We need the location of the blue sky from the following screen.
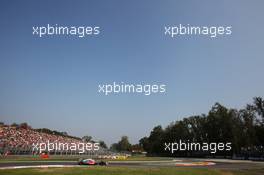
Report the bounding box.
[0,0,264,145]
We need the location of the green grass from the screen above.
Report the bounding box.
[229,168,264,175]
[0,167,263,175]
[0,167,222,175]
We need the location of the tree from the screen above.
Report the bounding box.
[19,122,30,129]
[148,125,164,155]
[11,123,18,128]
[110,143,118,151]
[111,136,131,152]
[252,97,264,146]
[99,140,108,149]
[139,137,150,152]
[253,97,264,122]
[61,132,68,136]
[82,135,93,142]
[117,136,131,151]
[138,97,264,157]
[240,106,257,149]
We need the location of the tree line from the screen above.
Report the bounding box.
[137,97,264,158]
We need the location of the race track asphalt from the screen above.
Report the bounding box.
[0,159,263,170]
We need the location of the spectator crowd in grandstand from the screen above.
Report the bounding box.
[0,123,86,155]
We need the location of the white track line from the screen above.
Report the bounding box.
[0,165,80,170]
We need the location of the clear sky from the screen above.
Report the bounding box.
[0,0,264,145]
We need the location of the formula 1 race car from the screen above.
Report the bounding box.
[78,158,108,166]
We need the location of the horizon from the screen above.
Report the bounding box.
[0,96,261,146]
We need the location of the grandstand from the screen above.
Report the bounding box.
[0,123,112,156]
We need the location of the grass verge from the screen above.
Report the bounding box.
[0,167,263,175]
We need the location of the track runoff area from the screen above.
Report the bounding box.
[0,156,264,170]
